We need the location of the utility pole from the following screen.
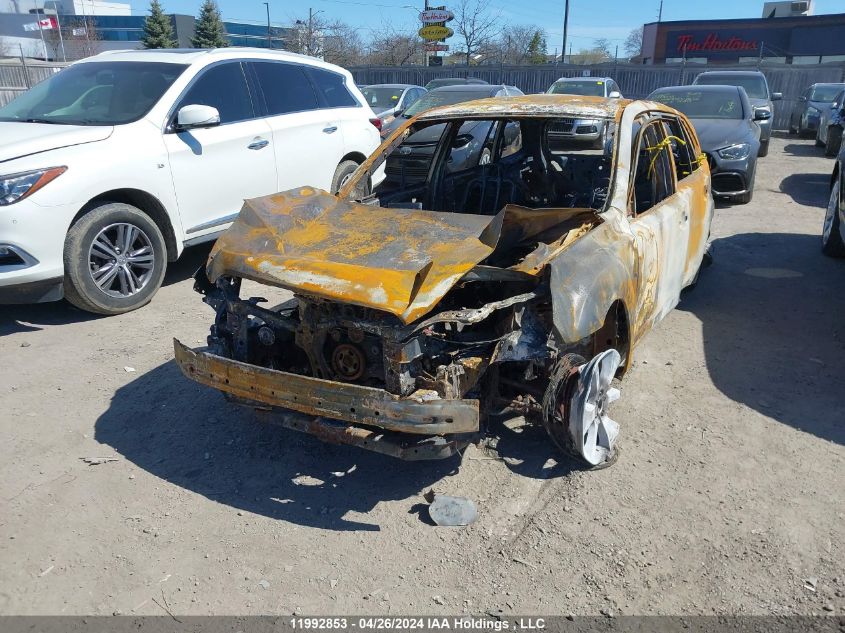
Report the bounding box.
[658,0,663,22]
[758,40,764,66]
[46,1,66,62]
[307,7,313,56]
[263,2,271,49]
[561,0,569,66]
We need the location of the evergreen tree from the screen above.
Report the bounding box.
[140,0,177,49]
[191,0,228,48]
[527,31,547,64]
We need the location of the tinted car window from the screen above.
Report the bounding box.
[0,61,186,126]
[178,62,254,123]
[548,80,607,96]
[361,86,404,109]
[309,68,358,108]
[402,90,492,118]
[696,74,767,99]
[252,61,318,115]
[651,89,744,119]
[809,85,844,102]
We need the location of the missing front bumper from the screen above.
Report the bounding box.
[173,339,480,438]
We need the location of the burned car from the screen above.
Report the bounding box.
[174,95,714,467]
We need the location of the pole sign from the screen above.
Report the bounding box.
[420,9,454,23]
[419,25,453,40]
[424,42,449,52]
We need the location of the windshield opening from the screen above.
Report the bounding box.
[547,81,605,97]
[809,85,844,103]
[650,90,743,119]
[0,61,187,126]
[361,86,404,110]
[402,90,488,118]
[696,75,767,100]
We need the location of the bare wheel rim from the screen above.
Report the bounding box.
[568,349,622,466]
[339,171,354,190]
[823,182,839,244]
[88,222,155,298]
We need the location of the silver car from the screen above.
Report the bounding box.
[816,88,845,158]
[360,84,427,122]
[545,77,623,149]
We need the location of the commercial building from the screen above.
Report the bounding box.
[640,10,845,65]
[0,1,295,60]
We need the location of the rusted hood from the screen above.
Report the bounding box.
[206,187,505,324]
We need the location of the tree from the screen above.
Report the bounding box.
[454,0,500,66]
[287,12,364,65]
[191,0,228,49]
[526,30,547,64]
[593,38,612,59]
[141,0,177,49]
[64,18,102,60]
[365,21,423,66]
[623,26,643,60]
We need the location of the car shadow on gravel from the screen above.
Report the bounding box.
[779,172,832,207]
[781,142,824,158]
[0,243,213,334]
[678,231,845,446]
[94,359,463,531]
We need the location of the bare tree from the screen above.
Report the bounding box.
[366,21,422,66]
[623,26,643,60]
[454,0,500,66]
[593,38,613,59]
[286,12,364,65]
[570,47,611,65]
[65,18,102,60]
[485,24,538,65]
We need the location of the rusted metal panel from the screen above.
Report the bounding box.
[174,339,480,435]
[205,188,504,324]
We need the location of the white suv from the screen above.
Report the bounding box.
[0,48,381,314]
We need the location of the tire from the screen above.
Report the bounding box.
[757,139,769,157]
[63,203,167,315]
[824,127,842,158]
[822,180,845,257]
[331,160,360,194]
[541,353,586,458]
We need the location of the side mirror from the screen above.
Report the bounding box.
[771,92,783,101]
[754,109,772,121]
[608,90,622,99]
[392,108,404,118]
[176,104,220,130]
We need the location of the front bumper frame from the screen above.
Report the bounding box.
[174,338,480,444]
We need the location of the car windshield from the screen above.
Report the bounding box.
[809,85,844,102]
[650,90,743,119]
[402,90,489,118]
[548,80,605,96]
[361,86,405,109]
[0,61,187,126]
[696,74,767,99]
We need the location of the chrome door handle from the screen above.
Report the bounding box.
[248,139,269,150]
[323,126,338,134]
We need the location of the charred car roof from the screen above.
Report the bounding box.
[415,94,635,121]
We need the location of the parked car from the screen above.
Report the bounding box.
[789,82,845,137]
[816,88,845,158]
[174,94,713,467]
[649,85,763,204]
[546,77,623,148]
[0,48,382,315]
[379,83,523,139]
[360,83,426,125]
[822,144,845,257]
[424,77,489,91]
[693,70,781,157]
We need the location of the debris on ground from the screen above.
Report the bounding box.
[123,366,136,373]
[80,457,119,466]
[425,490,478,526]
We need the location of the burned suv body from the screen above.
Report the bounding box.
[175,95,713,466]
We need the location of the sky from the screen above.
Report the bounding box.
[121,0,845,53]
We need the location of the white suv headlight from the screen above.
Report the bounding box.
[0,167,67,206]
[717,143,751,160]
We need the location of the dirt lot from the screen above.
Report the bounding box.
[1,135,843,616]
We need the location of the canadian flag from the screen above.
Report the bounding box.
[24,17,58,31]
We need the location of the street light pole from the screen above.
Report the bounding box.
[263,2,271,49]
[561,0,569,64]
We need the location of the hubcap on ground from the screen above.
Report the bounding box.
[88,222,155,298]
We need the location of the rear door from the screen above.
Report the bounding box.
[164,61,277,239]
[248,60,341,192]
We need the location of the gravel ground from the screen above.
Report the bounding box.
[1,134,843,617]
